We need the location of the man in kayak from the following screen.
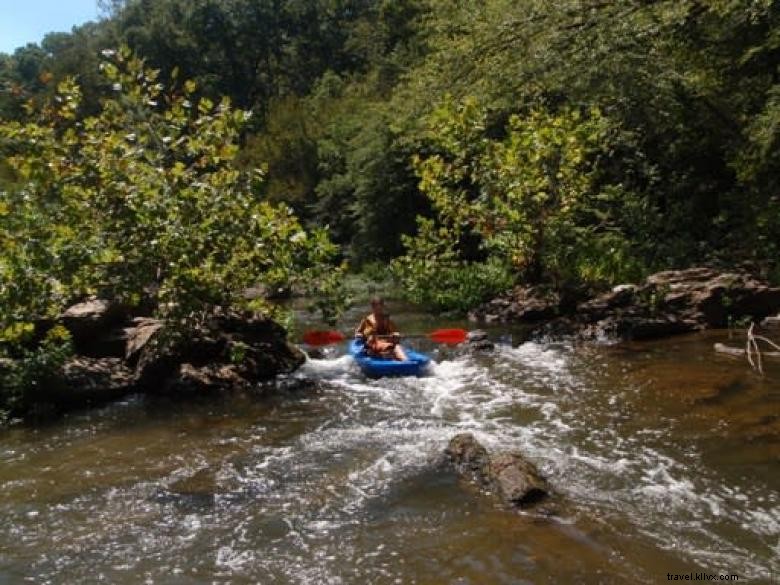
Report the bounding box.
[354,296,408,361]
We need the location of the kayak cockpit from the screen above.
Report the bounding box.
[348,339,431,378]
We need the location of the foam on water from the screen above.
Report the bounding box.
[2,339,778,583]
[294,342,780,580]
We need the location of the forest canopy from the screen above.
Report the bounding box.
[1,0,779,316]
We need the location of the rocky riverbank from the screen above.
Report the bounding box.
[5,300,305,419]
[469,267,780,342]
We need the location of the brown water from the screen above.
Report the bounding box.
[1,301,778,584]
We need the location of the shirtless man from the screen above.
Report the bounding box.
[354,296,408,361]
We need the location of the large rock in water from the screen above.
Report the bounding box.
[16,357,135,417]
[469,286,568,324]
[537,267,780,341]
[6,305,307,420]
[469,267,780,341]
[445,433,549,508]
[132,309,305,393]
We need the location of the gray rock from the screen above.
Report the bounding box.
[536,267,780,342]
[60,299,129,354]
[465,329,495,351]
[446,432,491,478]
[488,452,549,507]
[133,310,305,393]
[165,363,248,393]
[125,318,163,365]
[61,299,113,322]
[63,357,134,393]
[469,286,568,324]
[445,433,549,509]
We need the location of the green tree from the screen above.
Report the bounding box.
[394,98,648,310]
[0,48,342,340]
[396,0,779,269]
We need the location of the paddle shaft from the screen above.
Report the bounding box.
[304,328,466,346]
[364,329,466,342]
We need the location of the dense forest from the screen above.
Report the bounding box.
[1,1,778,411]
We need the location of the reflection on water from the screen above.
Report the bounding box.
[1,307,778,583]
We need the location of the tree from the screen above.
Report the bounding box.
[0,48,343,344]
[391,0,779,267]
[393,97,649,310]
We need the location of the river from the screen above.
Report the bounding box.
[0,297,778,584]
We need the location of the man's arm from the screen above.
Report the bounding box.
[355,317,367,338]
[387,318,401,341]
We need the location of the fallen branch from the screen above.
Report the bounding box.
[745,323,780,374]
[714,324,780,374]
[714,343,780,358]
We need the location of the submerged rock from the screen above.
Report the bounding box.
[445,433,549,508]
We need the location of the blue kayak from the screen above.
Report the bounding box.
[348,339,431,378]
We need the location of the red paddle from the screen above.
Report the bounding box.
[302,330,347,345]
[302,328,467,346]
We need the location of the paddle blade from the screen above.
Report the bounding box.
[302,330,346,346]
[428,328,467,344]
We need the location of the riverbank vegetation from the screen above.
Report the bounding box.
[0,48,341,418]
[1,1,779,414]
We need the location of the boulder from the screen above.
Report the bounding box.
[445,433,549,509]
[125,318,164,365]
[133,332,225,391]
[534,268,780,342]
[446,432,491,477]
[37,357,134,413]
[60,299,128,351]
[469,286,565,324]
[488,452,549,507]
[466,329,495,351]
[132,310,305,393]
[579,315,698,341]
[6,306,308,421]
[642,268,780,328]
[228,341,306,380]
[58,299,132,358]
[63,357,134,394]
[0,354,134,418]
[164,363,248,393]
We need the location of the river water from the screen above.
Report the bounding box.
[1,298,778,584]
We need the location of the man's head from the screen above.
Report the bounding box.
[370,296,385,316]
